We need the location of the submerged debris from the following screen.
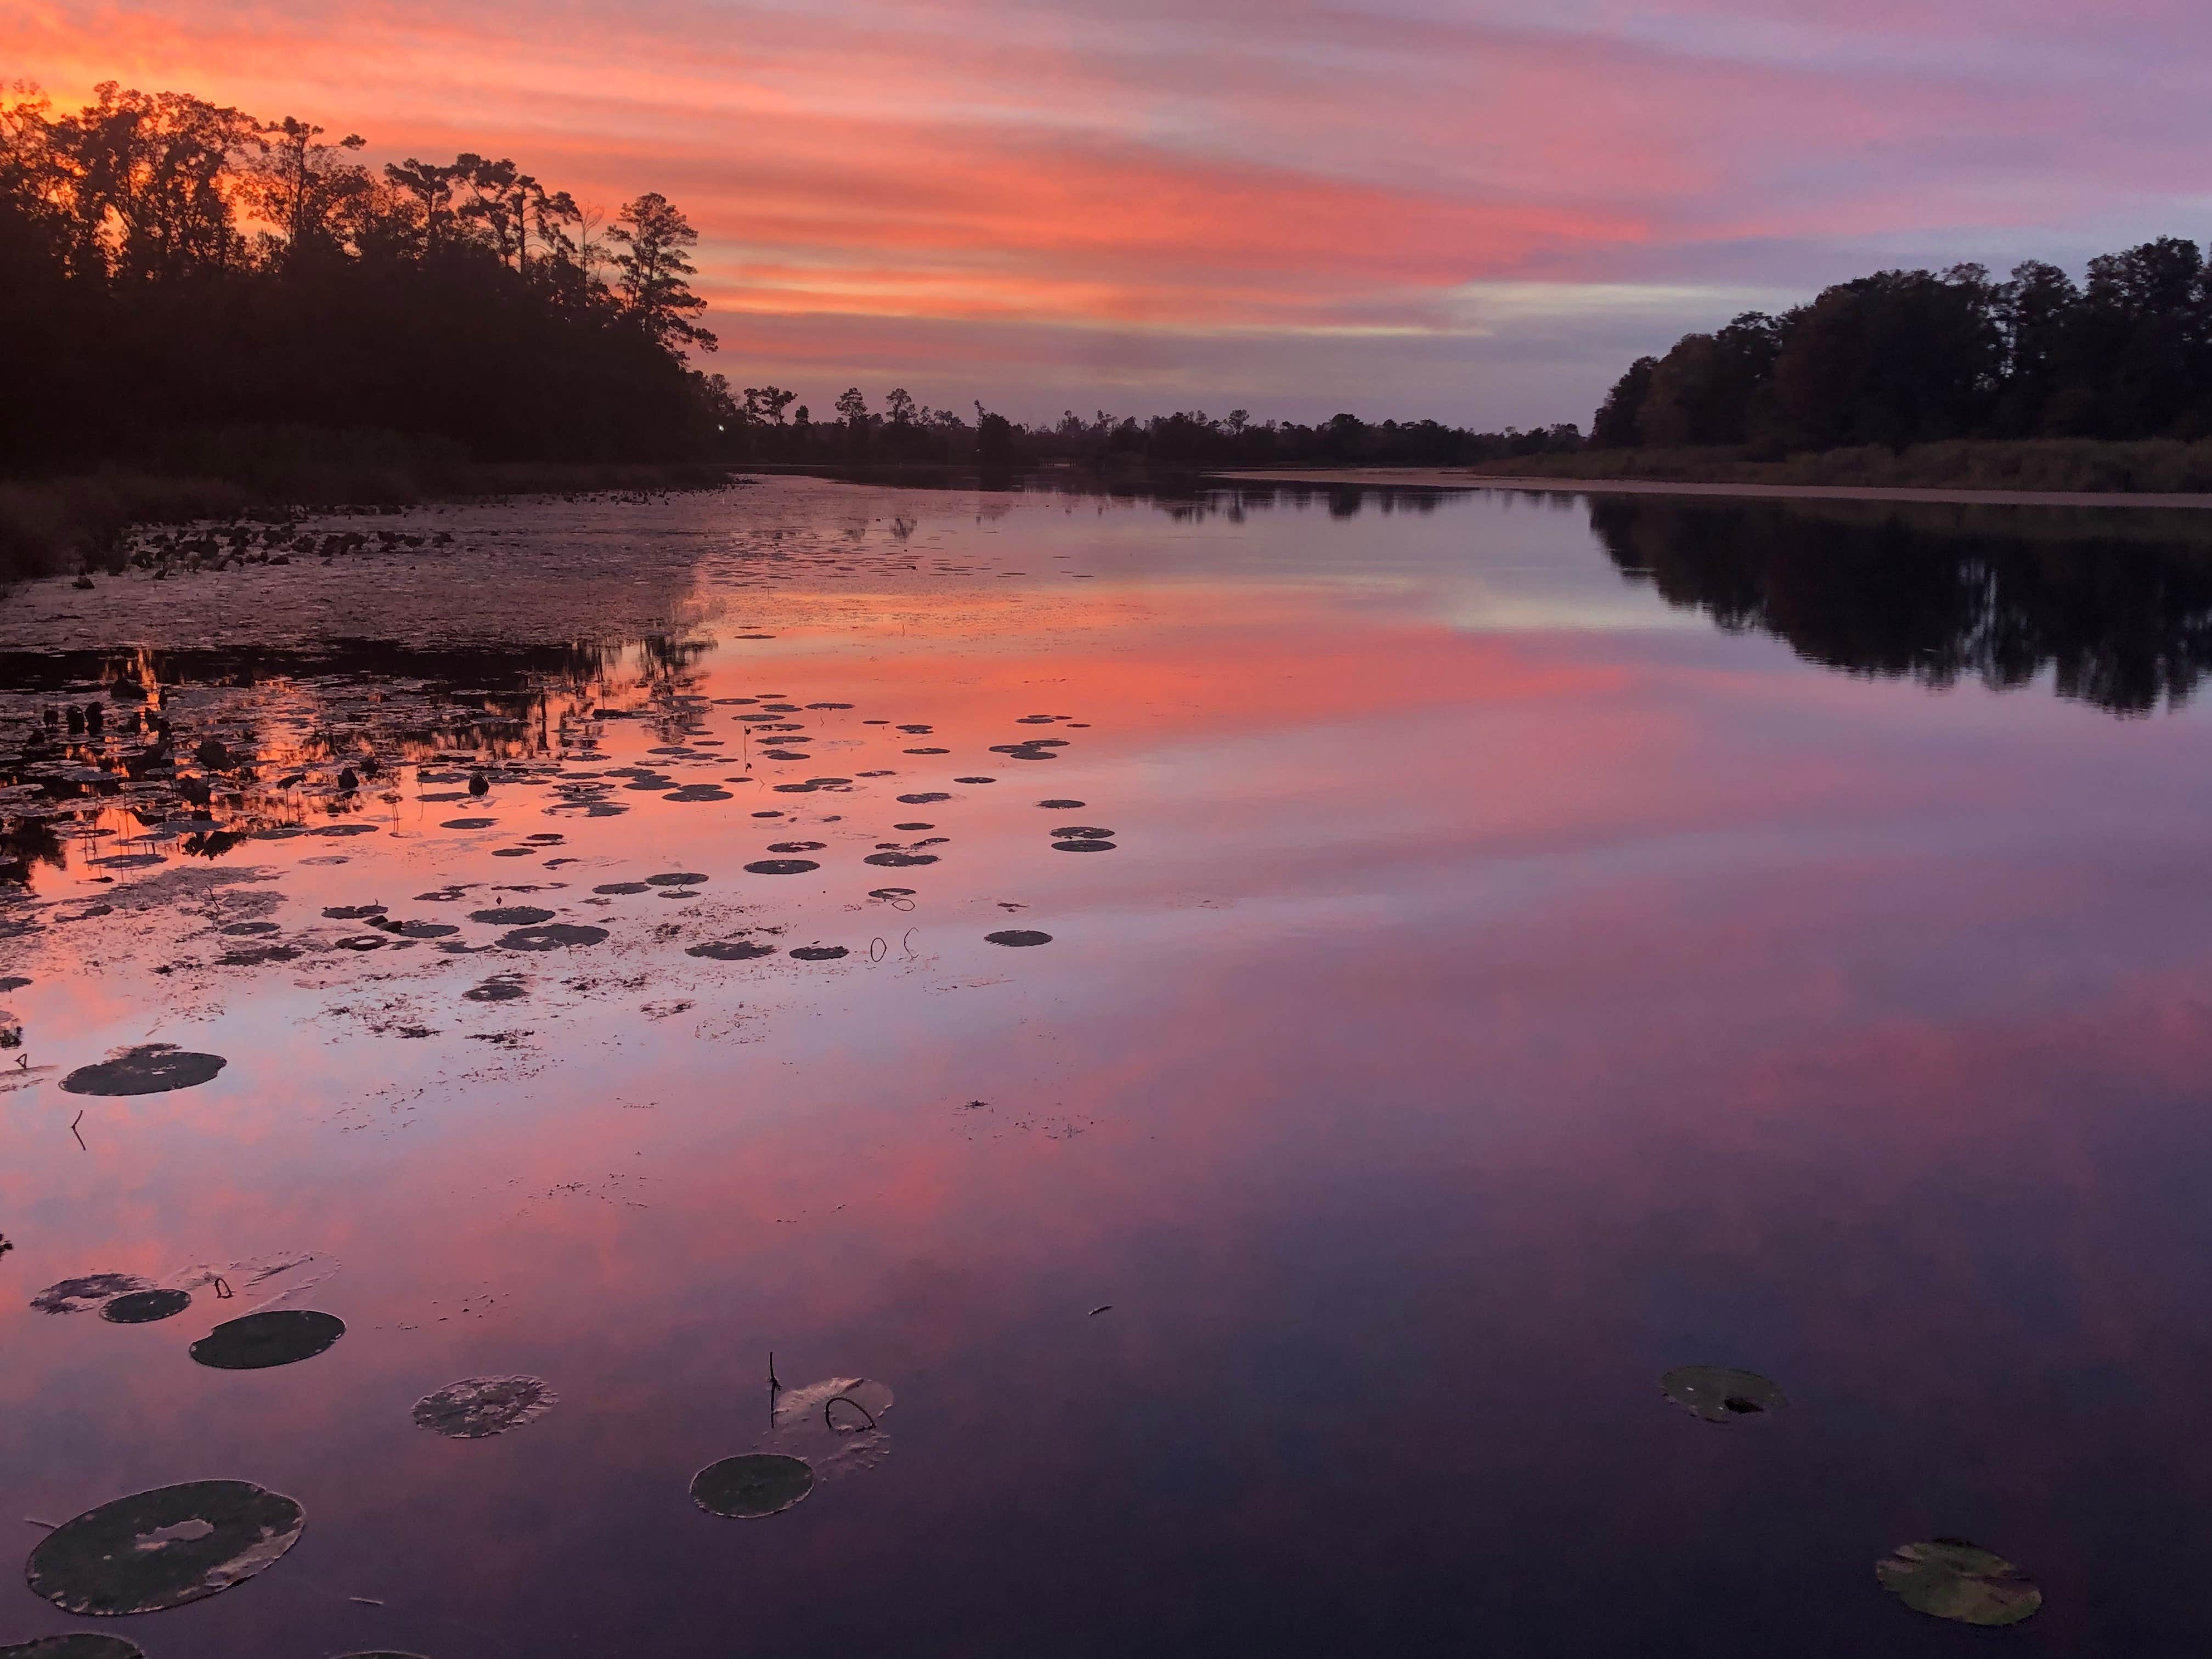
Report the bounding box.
[25,1480,305,1615]
[59,1045,227,1097]
[412,1375,558,1439]
[31,1274,155,1316]
[1876,1540,2042,1625]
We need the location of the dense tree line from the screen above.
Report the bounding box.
[1592,240,2212,454]
[0,81,736,471]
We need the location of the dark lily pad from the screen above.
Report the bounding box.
[469,906,554,926]
[1052,840,1115,853]
[101,1288,191,1325]
[219,921,279,936]
[896,793,951,804]
[0,1636,145,1658]
[864,852,937,867]
[953,776,995,784]
[1876,1540,2042,1626]
[412,1374,558,1439]
[1658,1365,1787,1423]
[766,842,827,853]
[1037,799,1085,809]
[499,924,608,951]
[647,872,708,887]
[986,930,1052,947]
[667,786,732,802]
[593,882,650,895]
[687,939,777,962]
[440,817,497,830]
[744,859,818,876]
[464,978,528,1002]
[322,905,387,920]
[61,1046,227,1097]
[189,1309,345,1370]
[31,1274,155,1315]
[691,1453,814,1519]
[1054,826,1115,839]
[25,1479,305,1615]
[790,946,849,961]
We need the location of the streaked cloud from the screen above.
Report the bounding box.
[13,0,2210,423]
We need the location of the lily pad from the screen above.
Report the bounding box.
[101,1288,191,1325]
[896,793,951,805]
[760,1376,895,1479]
[1037,800,1085,808]
[25,1479,305,1615]
[499,924,608,951]
[412,1375,558,1439]
[1876,1539,2042,1626]
[1051,840,1115,853]
[986,930,1052,947]
[464,978,528,1002]
[1658,1365,1787,1423]
[690,1453,814,1519]
[470,906,554,926]
[687,940,777,962]
[864,852,936,867]
[189,1309,345,1370]
[790,946,849,961]
[31,1274,155,1316]
[61,1046,226,1097]
[0,1637,145,1658]
[592,882,650,895]
[744,860,818,876]
[647,872,708,887]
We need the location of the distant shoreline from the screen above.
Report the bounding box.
[1209,469,2212,511]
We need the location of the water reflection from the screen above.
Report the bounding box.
[8,477,2212,1657]
[1588,495,2212,714]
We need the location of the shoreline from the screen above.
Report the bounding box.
[1207,469,2212,511]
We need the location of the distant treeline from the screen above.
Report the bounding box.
[732,394,1583,471]
[0,81,736,472]
[1592,241,2212,454]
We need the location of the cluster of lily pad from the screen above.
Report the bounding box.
[1658,1364,2041,1626]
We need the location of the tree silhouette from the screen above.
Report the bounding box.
[609,192,714,349]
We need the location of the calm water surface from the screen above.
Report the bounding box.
[6,477,2212,1655]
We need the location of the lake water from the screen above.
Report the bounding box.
[5,476,2212,1656]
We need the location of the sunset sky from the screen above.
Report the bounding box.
[14,0,2212,426]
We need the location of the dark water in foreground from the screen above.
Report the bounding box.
[7,477,2212,1656]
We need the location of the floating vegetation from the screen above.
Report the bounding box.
[1054,826,1114,840]
[25,1480,305,1615]
[896,792,951,805]
[412,1374,558,1439]
[189,1309,346,1370]
[60,1045,227,1097]
[592,882,650,895]
[100,1288,192,1325]
[790,945,848,961]
[687,939,777,961]
[1658,1366,1787,1423]
[1037,799,1085,809]
[0,1636,145,1658]
[1051,840,1115,853]
[470,906,554,926]
[464,976,529,1002]
[744,859,819,876]
[647,872,708,887]
[760,1376,894,1480]
[766,842,827,853]
[953,776,995,784]
[864,851,936,867]
[986,930,1053,947]
[323,905,387,920]
[32,1274,155,1315]
[498,923,608,951]
[440,817,496,830]
[691,1454,815,1519]
[1875,1541,2042,1626]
